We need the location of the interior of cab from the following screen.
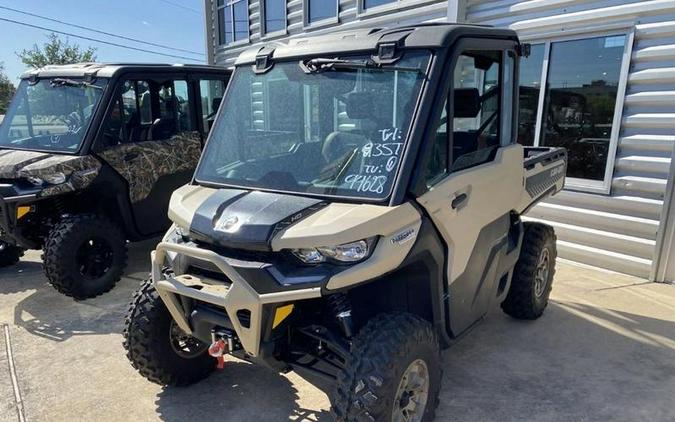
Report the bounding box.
[97,78,192,149]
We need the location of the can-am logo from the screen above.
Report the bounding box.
[214,215,240,233]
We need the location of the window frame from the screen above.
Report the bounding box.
[217,0,250,47]
[521,29,634,194]
[260,0,287,38]
[303,0,338,29]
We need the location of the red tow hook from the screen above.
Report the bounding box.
[208,338,229,369]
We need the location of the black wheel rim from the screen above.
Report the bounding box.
[76,237,114,280]
[169,320,208,359]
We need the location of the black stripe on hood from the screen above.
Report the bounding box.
[189,189,324,251]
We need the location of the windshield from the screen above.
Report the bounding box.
[0,78,108,153]
[195,51,430,200]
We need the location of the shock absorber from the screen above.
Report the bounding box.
[328,293,354,339]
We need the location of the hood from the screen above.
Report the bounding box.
[0,149,102,196]
[0,149,57,179]
[169,185,326,252]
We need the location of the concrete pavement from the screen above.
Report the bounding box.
[0,240,674,421]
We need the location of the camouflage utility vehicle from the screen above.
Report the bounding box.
[0,63,230,298]
[124,24,567,421]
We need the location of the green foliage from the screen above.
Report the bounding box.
[16,33,97,69]
[0,63,15,114]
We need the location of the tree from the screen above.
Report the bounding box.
[16,33,97,69]
[0,63,15,114]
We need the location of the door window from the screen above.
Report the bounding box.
[96,78,194,151]
[198,79,227,134]
[451,50,501,172]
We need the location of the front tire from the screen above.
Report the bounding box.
[0,241,24,267]
[123,279,216,386]
[501,222,557,320]
[43,214,127,299]
[333,313,441,422]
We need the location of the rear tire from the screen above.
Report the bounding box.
[332,313,441,422]
[123,279,216,386]
[0,241,23,267]
[501,222,556,320]
[43,214,127,299]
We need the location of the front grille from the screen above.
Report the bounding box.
[186,264,231,285]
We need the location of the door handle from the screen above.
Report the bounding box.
[123,152,139,161]
[451,193,468,209]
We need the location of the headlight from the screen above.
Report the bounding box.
[43,172,67,185]
[292,238,376,264]
[24,172,67,186]
[24,175,44,186]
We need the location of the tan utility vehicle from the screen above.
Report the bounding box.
[124,24,567,422]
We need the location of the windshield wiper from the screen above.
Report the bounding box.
[50,78,102,90]
[300,58,421,74]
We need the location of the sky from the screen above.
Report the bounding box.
[0,0,206,81]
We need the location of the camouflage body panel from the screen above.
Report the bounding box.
[0,149,102,197]
[97,131,202,203]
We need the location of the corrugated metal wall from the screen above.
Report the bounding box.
[209,0,448,66]
[465,0,675,278]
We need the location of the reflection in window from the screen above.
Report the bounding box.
[540,35,625,181]
[517,43,544,146]
[307,0,336,23]
[218,0,248,44]
[364,0,395,8]
[264,0,285,33]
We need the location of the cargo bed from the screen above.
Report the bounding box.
[518,146,567,214]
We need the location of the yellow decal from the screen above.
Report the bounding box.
[16,206,31,220]
[272,305,294,329]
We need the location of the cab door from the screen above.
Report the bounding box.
[417,40,525,336]
[94,75,201,235]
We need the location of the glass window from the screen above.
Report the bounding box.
[426,103,448,185]
[198,79,227,134]
[307,0,336,23]
[0,78,108,152]
[540,35,625,181]
[264,0,285,34]
[517,43,544,146]
[195,52,430,200]
[96,78,194,150]
[451,50,501,172]
[364,0,395,9]
[137,81,152,124]
[233,1,248,41]
[218,1,248,45]
[173,80,193,132]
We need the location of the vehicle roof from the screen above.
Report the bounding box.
[20,62,230,79]
[235,23,519,65]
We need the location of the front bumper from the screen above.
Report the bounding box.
[0,185,39,248]
[151,241,322,357]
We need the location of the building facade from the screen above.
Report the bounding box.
[204,0,675,282]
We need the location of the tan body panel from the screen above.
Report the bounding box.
[168,184,217,229]
[271,202,420,250]
[417,144,525,282]
[272,202,422,290]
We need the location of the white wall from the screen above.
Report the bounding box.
[464,0,675,279]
